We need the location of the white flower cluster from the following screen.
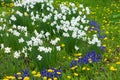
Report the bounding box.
[0,0,102,61]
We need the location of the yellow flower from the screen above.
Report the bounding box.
[7,76,15,79]
[88,58,92,63]
[34,73,41,77]
[32,71,36,75]
[48,69,54,72]
[82,67,86,70]
[18,77,22,80]
[102,44,106,47]
[74,53,82,57]
[24,12,29,16]
[43,76,47,80]
[53,77,58,80]
[87,68,91,71]
[61,44,65,47]
[67,75,71,79]
[17,72,21,75]
[73,73,78,76]
[74,58,79,61]
[48,78,52,80]
[104,37,108,40]
[68,56,71,60]
[104,58,107,62]
[105,31,109,34]
[23,77,30,80]
[116,62,120,64]
[71,66,78,70]
[57,72,61,75]
[9,3,14,7]
[3,79,9,80]
[110,66,117,71]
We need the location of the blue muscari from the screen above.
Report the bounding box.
[41,68,62,79]
[89,21,106,39]
[70,51,101,67]
[14,69,29,80]
[14,68,62,80]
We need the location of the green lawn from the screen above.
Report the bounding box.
[0,0,120,80]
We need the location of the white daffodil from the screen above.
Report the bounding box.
[4,47,11,53]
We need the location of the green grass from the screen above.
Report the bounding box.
[0,0,120,80]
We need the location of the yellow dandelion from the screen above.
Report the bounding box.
[10,3,14,7]
[32,71,36,75]
[73,73,79,76]
[74,58,79,61]
[17,72,21,75]
[48,69,54,72]
[102,44,106,47]
[23,77,30,80]
[43,76,47,80]
[110,66,117,71]
[116,62,120,64]
[48,78,52,80]
[68,56,71,60]
[88,58,92,63]
[18,77,22,80]
[34,73,41,77]
[104,37,108,40]
[87,68,90,71]
[53,77,58,80]
[57,72,61,75]
[61,44,65,47]
[82,67,86,70]
[3,79,9,80]
[105,31,109,34]
[67,75,71,79]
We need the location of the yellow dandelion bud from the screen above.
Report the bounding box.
[116,62,120,64]
[24,77,30,80]
[3,79,9,80]
[71,67,76,70]
[104,58,107,62]
[73,73,79,76]
[7,76,15,79]
[103,44,106,47]
[43,76,47,80]
[87,68,90,71]
[48,78,52,80]
[24,12,29,16]
[105,31,109,34]
[75,53,82,57]
[32,71,36,75]
[57,72,61,75]
[74,58,79,61]
[17,72,21,75]
[48,69,54,72]
[53,77,58,80]
[34,73,41,77]
[10,3,14,7]
[104,37,108,40]
[61,44,65,47]
[68,56,71,60]
[18,77,22,80]
[82,67,86,70]
[88,58,92,63]
[108,49,112,53]
[110,66,117,71]
[67,75,71,79]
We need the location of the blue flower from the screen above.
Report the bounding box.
[70,51,101,67]
[89,21,99,28]
[41,68,62,79]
